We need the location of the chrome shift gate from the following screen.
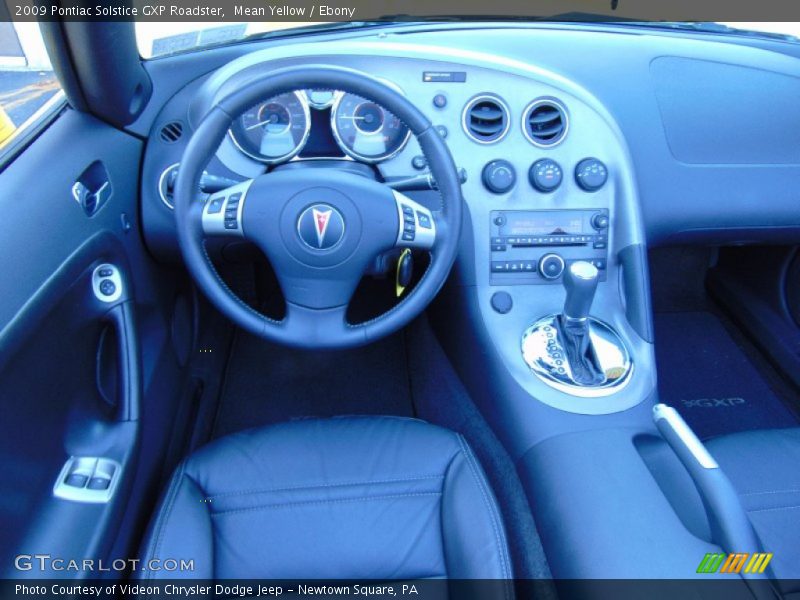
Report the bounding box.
[521,261,633,397]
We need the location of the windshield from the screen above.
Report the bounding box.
[135,22,331,58]
[135,21,800,59]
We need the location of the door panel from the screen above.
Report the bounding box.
[0,108,185,576]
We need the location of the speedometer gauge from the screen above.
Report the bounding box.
[229,92,310,164]
[331,93,411,163]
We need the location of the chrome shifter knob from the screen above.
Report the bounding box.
[562,261,599,322]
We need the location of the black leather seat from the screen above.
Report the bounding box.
[140,416,512,580]
[706,427,800,584]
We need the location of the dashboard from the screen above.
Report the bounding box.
[135,23,800,415]
[140,25,800,268]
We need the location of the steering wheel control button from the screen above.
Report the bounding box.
[207,197,224,214]
[202,180,251,238]
[539,253,566,280]
[529,159,563,192]
[224,193,240,229]
[482,160,516,194]
[393,191,436,250]
[92,264,123,303]
[575,158,609,192]
[490,291,513,314]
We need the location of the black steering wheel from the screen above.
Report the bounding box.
[174,65,463,349]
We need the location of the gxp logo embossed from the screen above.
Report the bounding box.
[297,204,345,250]
[682,397,746,409]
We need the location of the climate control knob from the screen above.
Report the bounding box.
[529,159,563,192]
[482,160,516,194]
[575,158,608,192]
[539,253,566,280]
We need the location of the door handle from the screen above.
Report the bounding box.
[72,161,113,216]
[92,264,140,422]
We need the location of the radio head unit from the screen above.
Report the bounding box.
[489,209,609,285]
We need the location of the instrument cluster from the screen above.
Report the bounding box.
[228,89,411,165]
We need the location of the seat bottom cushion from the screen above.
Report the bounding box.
[140,416,512,581]
[706,427,800,586]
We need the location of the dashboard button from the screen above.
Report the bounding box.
[482,160,516,194]
[591,212,609,230]
[491,262,508,272]
[575,158,609,192]
[490,292,513,314]
[433,94,447,108]
[99,279,117,297]
[529,158,563,192]
[539,253,565,280]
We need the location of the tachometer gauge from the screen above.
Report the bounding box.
[331,93,411,163]
[229,91,310,164]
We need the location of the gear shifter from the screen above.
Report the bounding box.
[562,261,599,323]
[558,262,605,385]
[521,259,632,396]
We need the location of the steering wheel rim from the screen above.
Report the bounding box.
[174,65,463,349]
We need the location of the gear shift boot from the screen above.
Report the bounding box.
[521,261,633,396]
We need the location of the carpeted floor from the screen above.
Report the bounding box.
[654,311,799,440]
[210,330,414,439]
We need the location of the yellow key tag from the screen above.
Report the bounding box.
[396,249,413,298]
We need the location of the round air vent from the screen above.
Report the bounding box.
[462,95,510,144]
[159,120,184,143]
[523,99,568,147]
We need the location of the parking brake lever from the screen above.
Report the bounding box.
[654,404,776,598]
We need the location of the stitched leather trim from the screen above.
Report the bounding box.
[748,504,800,514]
[143,461,187,581]
[741,488,800,496]
[210,491,442,516]
[207,475,445,500]
[456,434,513,587]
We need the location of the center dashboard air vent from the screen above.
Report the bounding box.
[462,95,510,144]
[523,99,568,147]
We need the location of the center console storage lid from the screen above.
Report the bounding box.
[518,427,733,580]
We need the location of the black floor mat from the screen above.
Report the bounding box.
[654,311,799,440]
[210,330,414,439]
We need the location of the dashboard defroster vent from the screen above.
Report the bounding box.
[524,99,568,147]
[462,95,510,144]
[159,121,184,143]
